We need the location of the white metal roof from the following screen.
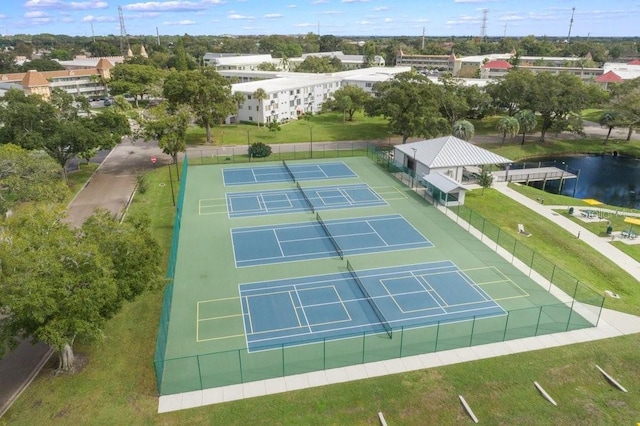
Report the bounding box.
[421,172,466,193]
[396,136,512,168]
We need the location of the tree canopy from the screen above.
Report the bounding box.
[0,89,130,180]
[322,85,371,122]
[366,72,448,143]
[0,207,162,371]
[163,68,235,144]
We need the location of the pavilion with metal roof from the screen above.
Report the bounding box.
[393,136,512,206]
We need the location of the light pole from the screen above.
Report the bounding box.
[387,132,392,169]
[246,129,251,161]
[411,148,417,188]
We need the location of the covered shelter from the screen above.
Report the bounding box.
[393,136,512,206]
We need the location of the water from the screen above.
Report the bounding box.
[516,154,640,209]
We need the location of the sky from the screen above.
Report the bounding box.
[0,0,639,38]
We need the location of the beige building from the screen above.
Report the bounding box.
[0,58,115,100]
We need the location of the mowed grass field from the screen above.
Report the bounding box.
[5,119,640,424]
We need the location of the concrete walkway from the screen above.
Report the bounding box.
[158,178,640,413]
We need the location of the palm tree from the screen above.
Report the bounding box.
[514,109,537,145]
[452,120,474,141]
[496,116,520,145]
[252,88,268,128]
[232,91,245,110]
[599,110,618,144]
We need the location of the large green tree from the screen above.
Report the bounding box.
[0,144,68,215]
[485,70,535,116]
[141,103,191,164]
[108,63,165,107]
[322,85,371,121]
[163,68,235,144]
[366,72,448,143]
[0,206,162,371]
[609,78,640,141]
[0,89,129,180]
[524,72,589,142]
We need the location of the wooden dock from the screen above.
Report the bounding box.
[492,167,577,184]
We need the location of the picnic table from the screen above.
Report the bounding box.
[580,209,598,218]
[621,230,637,239]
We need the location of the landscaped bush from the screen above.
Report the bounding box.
[248,142,272,158]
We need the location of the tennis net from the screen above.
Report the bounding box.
[282,160,295,182]
[315,212,343,260]
[347,260,392,338]
[296,182,315,213]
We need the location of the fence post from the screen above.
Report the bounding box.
[469,316,476,346]
[502,311,510,341]
[434,321,441,351]
[238,350,243,383]
[495,228,500,251]
[282,344,285,377]
[323,338,326,370]
[529,251,535,277]
[549,265,556,292]
[399,326,404,358]
[480,218,485,242]
[566,299,576,331]
[512,239,517,263]
[534,306,543,335]
[197,355,203,390]
[362,332,366,364]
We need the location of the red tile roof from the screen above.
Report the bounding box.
[627,59,640,65]
[482,60,512,69]
[595,70,623,83]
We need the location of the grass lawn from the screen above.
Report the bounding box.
[186,111,392,146]
[582,108,605,123]
[5,151,640,424]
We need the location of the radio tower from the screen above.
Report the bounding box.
[118,6,129,55]
[480,9,488,41]
[567,7,576,43]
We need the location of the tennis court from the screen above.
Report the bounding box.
[238,261,505,352]
[231,214,433,267]
[225,183,387,218]
[222,161,357,186]
[155,156,602,395]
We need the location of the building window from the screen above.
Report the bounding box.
[247,95,252,100]
[249,116,253,121]
[365,82,372,87]
[248,106,252,110]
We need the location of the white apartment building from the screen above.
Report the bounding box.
[229,67,411,125]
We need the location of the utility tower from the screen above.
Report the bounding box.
[480,9,488,41]
[567,7,575,43]
[118,6,129,55]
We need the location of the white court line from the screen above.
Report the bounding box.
[273,229,286,258]
[288,291,304,329]
[245,295,255,334]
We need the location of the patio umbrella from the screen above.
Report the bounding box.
[583,198,603,206]
[623,217,640,236]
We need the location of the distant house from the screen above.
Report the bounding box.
[480,60,512,79]
[595,70,624,89]
[393,136,512,206]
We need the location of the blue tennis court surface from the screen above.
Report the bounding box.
[223,162,357,186]
[231,214,433,267]
[226,184,387,218]
[239,261,506,352]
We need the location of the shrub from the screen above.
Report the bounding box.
[248,142,272,158]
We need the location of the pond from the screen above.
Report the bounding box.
[516,154,640,209]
